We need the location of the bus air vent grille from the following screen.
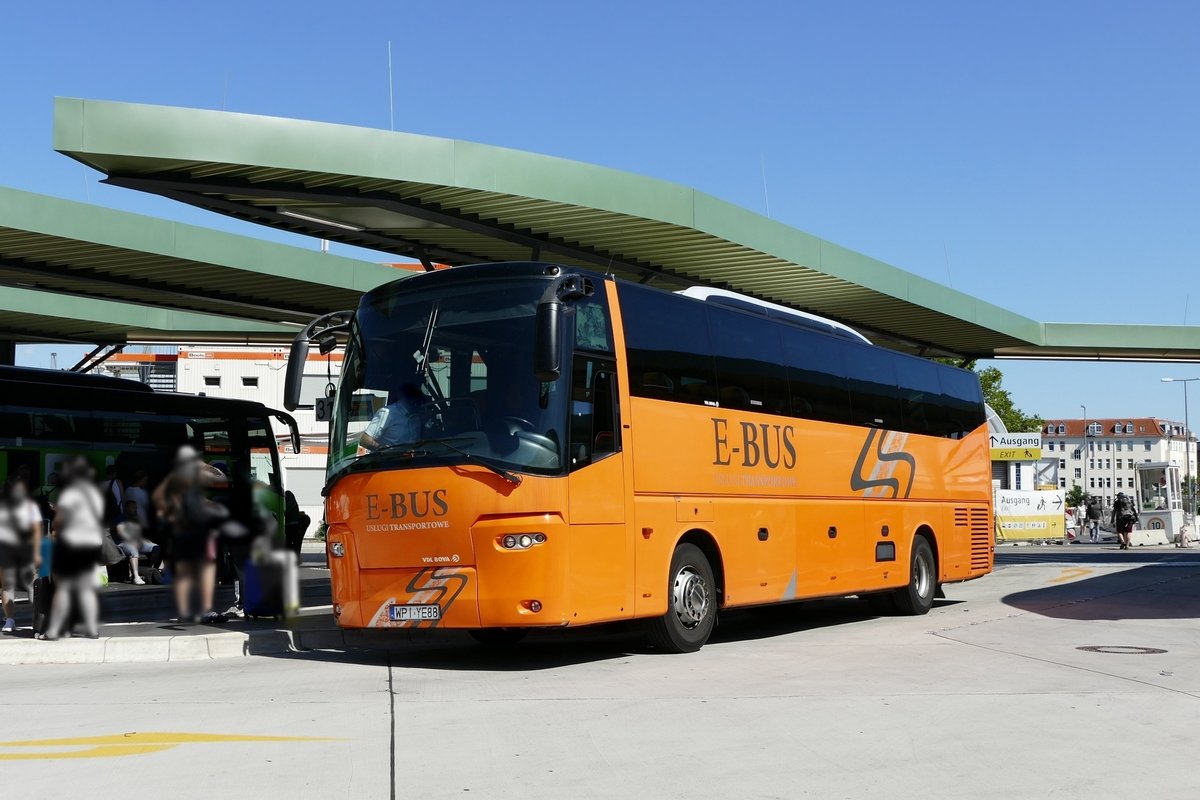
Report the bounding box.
[968,507,991,570]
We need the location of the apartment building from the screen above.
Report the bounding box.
[1039,417,1197,507]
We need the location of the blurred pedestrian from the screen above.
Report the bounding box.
[115,498,160,585]
[0,475,40,633]
[284,490,310,560]
[0,483,20,633]
[10,478,43,617]
[223,480,274,620]
[154,446,230,624]
[42,456,104,640]
[1112,492,1138,550]
[1086,497,1102,543]
[124,470,151,527]
[101,463,125,531]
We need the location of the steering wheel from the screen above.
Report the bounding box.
[501,417,557,464]
[503,416,536,434]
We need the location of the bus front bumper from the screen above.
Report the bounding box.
[331,565,569,630]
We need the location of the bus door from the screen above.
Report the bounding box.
[246,417,285,538]
[566,353,629,621]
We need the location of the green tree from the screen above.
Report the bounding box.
[976,366,1043,433]
[1065,485,1090,508]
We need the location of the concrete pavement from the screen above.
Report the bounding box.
[2,552,1199,799]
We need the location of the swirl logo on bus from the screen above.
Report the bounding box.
[850,429,916,499]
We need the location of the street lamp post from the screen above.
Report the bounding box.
[1161,377,1200,521]
[1080,404,1088,500]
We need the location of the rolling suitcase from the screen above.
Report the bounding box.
[242,551,299,619]
[31,576,53,637]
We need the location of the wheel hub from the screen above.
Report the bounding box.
[915,552,932,599]
[671,566,709,629]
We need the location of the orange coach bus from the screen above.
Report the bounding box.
[284,262,992,652]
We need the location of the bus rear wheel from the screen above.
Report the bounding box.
[647,543,717,653]
[468,628,528,647]
[892,536,936,616]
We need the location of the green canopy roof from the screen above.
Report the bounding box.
[0,185,402,343]
[52,97,1200,360]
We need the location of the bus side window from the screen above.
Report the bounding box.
[569,356,620,471]
[897,356,942,437]
[619,284,717,407]
[708,306,788,414]
[783,328,852,425]
[592,370,619,457]
[938,366,986,439]
[843,344,902,429]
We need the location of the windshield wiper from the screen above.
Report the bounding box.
[415,302,440,381]
[358,438,523,486]
[416,438,523,485]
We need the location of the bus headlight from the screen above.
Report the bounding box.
[498,533,547,550]
[329,541,346,558]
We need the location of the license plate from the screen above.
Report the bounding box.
[389,604,441,622]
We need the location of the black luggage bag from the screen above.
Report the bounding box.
[31,575,53,636]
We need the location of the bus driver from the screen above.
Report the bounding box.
[360,383,426,451]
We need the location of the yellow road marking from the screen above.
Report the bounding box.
[1048,567,1093,584]
[0,732,339,761]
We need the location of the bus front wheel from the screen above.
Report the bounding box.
[647,543,717,653]
[892,536,936,616]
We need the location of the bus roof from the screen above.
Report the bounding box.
[0,365,152,392]
[0,365,288,419]
[676,286,872,344]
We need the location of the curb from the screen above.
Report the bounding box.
[0,625,443,665]
[0,631,287,666]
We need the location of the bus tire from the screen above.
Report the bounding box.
[468,628,528,647]
[647,543,717,653]
[892,536,936,616]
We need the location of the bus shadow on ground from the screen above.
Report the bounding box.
[276,629,642,671]
[273,597,960,669]
[706,597,962,646]
[1001,564,1200,621]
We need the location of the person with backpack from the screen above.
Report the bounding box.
[1112,492,1138,550]
[153,446,232,624]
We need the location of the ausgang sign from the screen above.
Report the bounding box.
[989,432,1042,461]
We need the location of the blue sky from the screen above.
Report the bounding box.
[3,1,1199,423]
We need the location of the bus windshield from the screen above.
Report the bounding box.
[329,278,568,483]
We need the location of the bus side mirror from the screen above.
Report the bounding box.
[534,301,563,382]
[283,309,355,412]
[283,335,309,412]
[272,411,302,454]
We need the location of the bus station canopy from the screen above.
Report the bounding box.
[53,97,1200,361]
[0,185,402,343]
